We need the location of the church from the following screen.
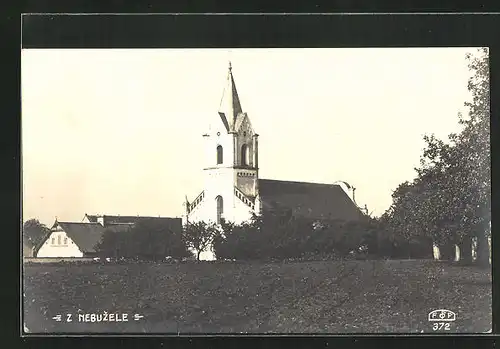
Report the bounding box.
[183,63,366,260]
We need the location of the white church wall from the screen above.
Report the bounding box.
[186,190,254,261]
[187,198,212,225]
[205,172,237,215]
[204,168,235,193]
[232,195,255,224]
[36,231,84,258]
[190,189,250,226]
[185,199,216,261]
[204,127,235,170]
[187,197,253,261]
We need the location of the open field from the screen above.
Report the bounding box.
[23,259,491,334]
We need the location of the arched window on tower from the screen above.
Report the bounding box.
[216,195,223,224]
[216,145,223,164]
[241,144,248,166]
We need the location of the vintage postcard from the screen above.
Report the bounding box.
[21,15,491,335]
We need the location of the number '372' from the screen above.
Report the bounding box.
[433,322,451,331]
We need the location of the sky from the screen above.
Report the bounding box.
[21,48,479,226]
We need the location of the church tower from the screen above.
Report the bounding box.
[185,62,259,226]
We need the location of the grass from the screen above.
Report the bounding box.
[23,259,491,334]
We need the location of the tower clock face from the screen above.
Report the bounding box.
[217,132,221,136]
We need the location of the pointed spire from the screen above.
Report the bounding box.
[218,62,242,132]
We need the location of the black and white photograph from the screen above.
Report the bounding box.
[21,16,491,334]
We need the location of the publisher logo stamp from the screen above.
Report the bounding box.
[428,309,456,331]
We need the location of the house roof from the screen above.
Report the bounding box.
[84,214,182,232]
[103,224,132,233]
[84,214,98,223]
[258,179,365,221]
[56,222,106,253]
[32,230,53,257]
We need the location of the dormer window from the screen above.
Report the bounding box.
[216,145,223,164]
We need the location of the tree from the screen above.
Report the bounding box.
[23,219,50,249]
[182,221,219,260]
[95,219,190,260]
[421,48,489,265]
[382,48,490,265]
[458,48,490,265]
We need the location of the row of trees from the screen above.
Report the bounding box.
[22,213,433,262]
[97,212,438,262]
[187,212,433,261]
[381,48,490,266]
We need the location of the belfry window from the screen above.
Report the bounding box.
[241,144,248,166]
[216,195,224,224]
[216,145,223,164]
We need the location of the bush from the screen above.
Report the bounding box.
[95,219,191,261]
[213,212,395,261]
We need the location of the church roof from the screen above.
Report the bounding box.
[218,62,244,132]
[258,179,365,221]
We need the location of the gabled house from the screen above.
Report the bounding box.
[35,221,105,258]
[34,215,183,258]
